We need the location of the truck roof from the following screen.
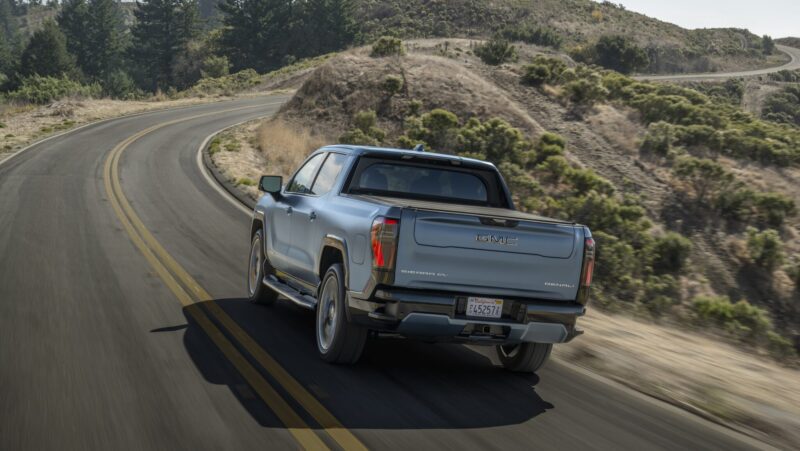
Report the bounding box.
[318,145,497,170]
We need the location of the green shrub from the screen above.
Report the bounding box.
[457,117,534,166]
[474,37,518,66]
[567,168,615,195]
[746,228,784,271]
[642,274,680,316]
[371,36,404,57]
[382,75,404,96]
[102,70,139,100]
[572,35,649,74]
[8,75,101,104]
[188,69,262,96]
[499,24,562,48]
[208,137,222,154]
[237,177,256,186]
[651,232,692,274]
[691,295,772,340]
[672,157,735,205]
[521,64,551,87]
[561,73,609,108]
[535,155,571,182]
[201,55,231,79]
[340,110,385,146]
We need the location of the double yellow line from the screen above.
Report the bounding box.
[102,106,367,451]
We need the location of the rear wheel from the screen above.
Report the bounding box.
[247,229,278,305]
[496,342,552,373]
[316,263,367,364]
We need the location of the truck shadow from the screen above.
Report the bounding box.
[168,298,554,430]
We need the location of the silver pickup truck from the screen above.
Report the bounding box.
[248,145,594,373]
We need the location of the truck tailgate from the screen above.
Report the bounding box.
[394,207,586,301]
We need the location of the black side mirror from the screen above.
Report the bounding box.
[258,175,282,195]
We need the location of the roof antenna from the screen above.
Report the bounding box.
[413,144,425,152]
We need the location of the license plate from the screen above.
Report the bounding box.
[466,297,503,319]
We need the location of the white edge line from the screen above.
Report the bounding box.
[195,115,279,217]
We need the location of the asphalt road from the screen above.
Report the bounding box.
[635,44,800,81]
[0,96,769,450]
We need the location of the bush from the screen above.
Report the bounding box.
[572,35,649,74]
[561,73,609,108]
[672,157,734,205]
[371,36,404,57]
[521,64,551,87]
[201,55,231,79]
[692,295,772,339]
[651,232,692,274]
[642,274,680,316]
[746,228,784,271]
[474,37,518,66]
[188,69,262,95]
[102,70,139,100]
[340,110,385,146]
[382,75,403,96]
[8,75,101,104]
[457,117,534,166]
[499,24,562,48]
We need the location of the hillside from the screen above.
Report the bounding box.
[7,0,788,75]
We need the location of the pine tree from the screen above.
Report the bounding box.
[19,20,76,78]
[217,0,293,72]
[57,0,90,75]
[299,0,357,57]
[84,0,127,80]
[131,0,200,91]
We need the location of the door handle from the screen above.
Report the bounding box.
[286,206,293,214]
[309,211,317,221]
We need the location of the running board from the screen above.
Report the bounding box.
[262,276,317,310]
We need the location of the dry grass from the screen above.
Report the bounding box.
[555,310,800,447]
[0,96,233,163]
[256,118,328,179]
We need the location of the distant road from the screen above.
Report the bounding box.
[0,96,767,450]
[635,44,800,81]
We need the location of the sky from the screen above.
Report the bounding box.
[615,0,799,38]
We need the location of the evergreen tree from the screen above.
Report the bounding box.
[84,0,127,80]
[131,0,200,91]
[19,20,76,77]
[217,0,293,72]
[299,0,357,57]
[0,0,18,40]
[0,31,11,76]
[57,0,90,75]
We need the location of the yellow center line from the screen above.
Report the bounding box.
[103,104,367,451]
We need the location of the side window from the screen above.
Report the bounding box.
[311,153,349,195]
[286,153,325,194]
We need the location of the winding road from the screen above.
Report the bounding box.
[0,96,770,450]
[635,44,800,81]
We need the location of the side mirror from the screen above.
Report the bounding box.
[258,175,282,195]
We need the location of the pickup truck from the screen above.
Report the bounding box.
[248,145,594,373]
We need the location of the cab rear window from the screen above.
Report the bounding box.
[345,157,508,207]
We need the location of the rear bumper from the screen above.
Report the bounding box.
[348,287,585,344]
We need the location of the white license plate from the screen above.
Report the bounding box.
[466,297,504,318]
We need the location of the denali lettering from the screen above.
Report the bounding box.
[476,234,518,246]
[544,282,576,288]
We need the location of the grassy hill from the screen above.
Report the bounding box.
[354,0,786,74]
[10,1,787,75]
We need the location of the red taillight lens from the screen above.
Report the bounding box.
[581,237,595,287]
[371,217,399,270]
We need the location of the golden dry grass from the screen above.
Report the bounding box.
[256,118,328,179]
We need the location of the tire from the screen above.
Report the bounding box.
[247,229,278,305]
[315,263,367,364]
[496,342,553,373]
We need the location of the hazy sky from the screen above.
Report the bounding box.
[615,0,799,38]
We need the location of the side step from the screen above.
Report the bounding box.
[262,276,317,310]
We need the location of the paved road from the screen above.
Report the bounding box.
[635,44,800,81]
[0,96,769,450]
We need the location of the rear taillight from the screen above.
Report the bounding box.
[582,237,595,287]
[371,217,399,271]
[577,235,595,304]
